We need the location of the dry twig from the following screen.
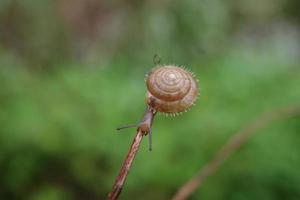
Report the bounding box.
[108,130,144,200]
[108,107,156,200]
[172,104,300,200]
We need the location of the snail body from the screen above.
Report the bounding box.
[117,64,199,150]
[145,65,198,114]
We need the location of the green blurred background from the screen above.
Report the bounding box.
[0,0,300,199]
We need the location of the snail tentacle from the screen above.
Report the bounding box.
[148,128,152,151]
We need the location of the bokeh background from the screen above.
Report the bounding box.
[1,0,300,199]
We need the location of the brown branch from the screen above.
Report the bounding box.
[108,130,144,200]
[172,104,300,200]
[108,107,156,200]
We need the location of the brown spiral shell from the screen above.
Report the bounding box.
[145,65,199,114]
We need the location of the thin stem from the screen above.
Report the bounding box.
[108,130,144,200]
[172,104,300,200]
[108,107,156,200]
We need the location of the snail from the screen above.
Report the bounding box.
[146,65,198,114]
[117,65,199,151]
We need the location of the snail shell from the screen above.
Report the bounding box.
[145,65,199,114]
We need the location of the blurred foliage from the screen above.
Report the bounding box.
[0,0,300,200]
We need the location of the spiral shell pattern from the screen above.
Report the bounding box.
[145,65,198,114]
